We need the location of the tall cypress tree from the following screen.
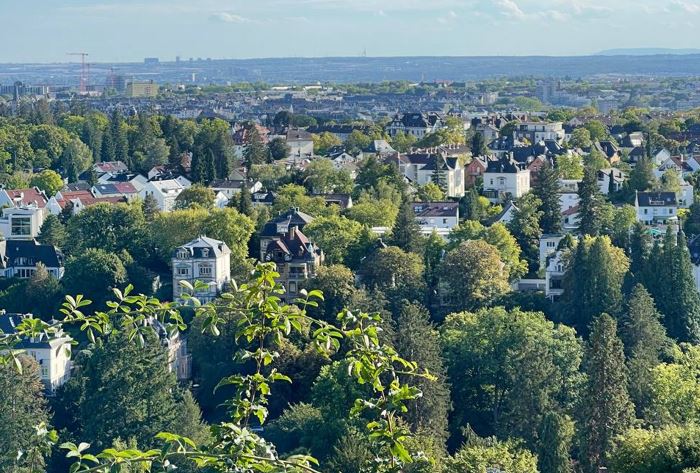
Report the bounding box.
[394,303,450,443]
[620,284,670,414]
[460,187,482,222]
[204,150,216,183]
[507,193,543,275]
[660,230,700,342]
[237,184,253,217]
[579,314,635,473]
[578,166,602,236]
[110,110,129,165]
[101,128,116,162]
[628,222,650,279]
[538,412,574,473]
[534,160,562,234]
[391,199,422,253]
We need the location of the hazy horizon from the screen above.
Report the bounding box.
[5,0,700,63]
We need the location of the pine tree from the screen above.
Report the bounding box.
[537,412,574,473]
[110,110,129,165]
[534,160,562,234]
[394,303,450,443]
[142,193,160,222]
[190,150,204,183]
[423,231,445,313]
[627,156,655,192]
[37,213,66,248]
[390,199,422,253]
[0,357,50,471]
[237,184,253,217]
[470,132,487,157]
[659,230,700,342]
[460,187,482,222]
[628,222,650,279]
[507,193,542,275]
[101,128,115,162]
[608,170,616,195]
[204,150,216,183]
[620,284,670,414]
[579,313,635,473]
[578,166,602,236]
[430,157,448,193]
[243,127,267,169]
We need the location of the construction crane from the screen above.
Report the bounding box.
[67,52,89,94]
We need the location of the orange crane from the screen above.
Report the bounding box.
[67,52,89,93]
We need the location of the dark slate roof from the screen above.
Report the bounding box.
[412,202,459,218]
[210,179,245,190]
[260,208,315,237]
[252,191,276,204]
[0,240,64,269]
[637,191,677,207]
[392,112,442,128]
[286,128,314,142]
[485,157,527,173]
[174,236,229,259]
[264,227,317,263]
[0,313,70,349]
[321,194,352,209]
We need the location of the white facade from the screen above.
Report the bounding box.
[514,122,565,143]
[139,179,191,212]
[539,235,565,271]
[172,236,231,303]
[545,251,566,300]
[483,170,530,203]
[412,202,459,236]
[0,206,45,240]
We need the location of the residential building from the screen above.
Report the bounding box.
[386,112,443,138]
[172,236,232,303]
[412,202,459,237]
[139,179,191,212]
[545,251,566,300]
[539,234,565,270]
[482,157,530,203]
[635,191,678,227]
[0,206,46,240]
[0,239,64,279]
[0,313,72,395]
[259,209,323,300]
[0,187,48,209]
[391,152,465,198]
[209,178,263,199]
[597,168,625,195]
[126,80,159,98]
[513,122,565,143]
[286,128,315,158]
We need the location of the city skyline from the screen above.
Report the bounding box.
[4,0,700,63]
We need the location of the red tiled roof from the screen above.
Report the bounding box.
[5,188,48,208]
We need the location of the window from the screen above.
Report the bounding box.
[199,265,213,277]
[289,282,297,294]
[11,217,31,236]
[177,250,189,259]
[547,241,556,248]
[201,248,210,257]
[644,209,648,214]
[41,367,49,377]
[176,267,189,276]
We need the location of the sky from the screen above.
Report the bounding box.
[3,0,700,62]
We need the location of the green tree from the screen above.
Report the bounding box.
[62,249,128,308]
[175,184,216,209]
[508,192,543,275]
[568,127,592,149]
[345,197,399,228]
[440,240,511,311]
[38,213,66,248]
[628,156,656,193]
[313,132,342,155]
[660,169,682,193]
[647,345,700,426]
[303,158,353,194]
[0,357,50,472]
[345,130,371,155]
[142,193,160,222]
[534,160,563,234]
[305,264,357,322]
[272,184,335,217]
[391,131,417,153]
[556,154,584,180]
[390,200,422,253]
[470,132,487,157]
[459,187,483,222]
[237,183,253,216]
[361,246,426,304]
[268,137,289,161]
[585,120,609,141]
[441,307,582,447]
[30,169,64,196]
[620,284,671,415]
[394,303,450,443]
[304,215,363,265]
[65,203,147,257]
[579,313,635,473]
[578,166,603,236]
[445,438,539,472]
[538,412,574,473]
[61,138,93,183]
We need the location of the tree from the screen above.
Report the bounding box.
[174,184,216,209]
[142,193,160,222]
[268,137,290,161]
[303,158,352,194]
[459,187,483,221]
[142,137,170,173]
[61,138,93,183]
[361,246,426,303]
[609,424,700,473]
[470,132,487,157]
[110,109,130,165]
[62,249,128,308]
[441,307,582,447]
[562,236,629,336]
[647,345,700,426]
[394,303,450,443]
[444,438,539,473]
[345,197,399,228]
[579,313,635,473]
[585,120,609,141]
[66,330,182,450]
[244,128,268,168]
[38,213,66,248]
[391,131,417,153]
[273,184,336,218]
[29,169,63,196]
[237,183,253,216]
[0,357,50,471]
[508,193,543,275]
[440,240,511,311]
[534,160,563,234]
[578,166,603,236]
[627,156,656,192]
[556,154,584,180]
[685,198,700,236]
[660,169,681,193]
[345,130,371,155]
[304,215,363,265]
[416,182,445,202]
[305,264,357,322]
[568,127,592,149]
[538,412,574,473]
[620,284,671,415]
[313,132,342,155]
[65,203,148,257]
[390,199,422,253]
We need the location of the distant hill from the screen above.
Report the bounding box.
[597,48,700,56]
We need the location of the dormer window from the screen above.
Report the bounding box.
[177,250,189,259]
[201,248,210,258]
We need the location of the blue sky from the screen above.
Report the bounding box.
[3,0,700,62]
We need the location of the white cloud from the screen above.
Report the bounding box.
[210,12,254,23]
[437,10,458,24]
[667,0,700,13]
[494,0,527,19]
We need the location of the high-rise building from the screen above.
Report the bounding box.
[126,80,159,98]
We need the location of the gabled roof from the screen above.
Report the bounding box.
[412,202,459,218]
[260,208,314,237]
[174,236,230,259]
[0,239,63,268]
[0,313,71,349]
[286,128,314,142]
[4,188,48,208]
[485,157,527,174]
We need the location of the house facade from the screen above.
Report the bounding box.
[139,179,191,212]
[387,112,443,138]
[172,236,232,303]
[0,239,64,279]
[412,202,459,236]
[635,191,678,227]
[482,157,531,203]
